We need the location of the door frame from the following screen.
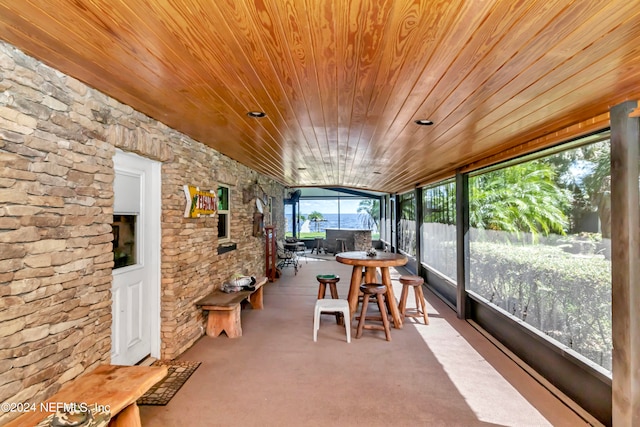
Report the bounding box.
[113,149,162,361]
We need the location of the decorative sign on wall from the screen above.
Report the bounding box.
[183,185,217,218]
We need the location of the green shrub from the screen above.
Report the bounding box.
[470,241,611,370]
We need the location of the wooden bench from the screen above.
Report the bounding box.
[4,364,167,427]
[196,276,268,338]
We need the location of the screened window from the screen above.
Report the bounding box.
[218,185,230,241]
[286,198,379,237]
[112,214,136,269]
[468,137,612,372]
[421,179,457,282]
[397,192,416,256]
[381,195,391,245]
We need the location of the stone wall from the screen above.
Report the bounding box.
[156,140,284,358]
[325,229,373,253]
[0,41,284,423]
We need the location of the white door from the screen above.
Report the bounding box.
[111,150,161,365]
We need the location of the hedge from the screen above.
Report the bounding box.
[469,241,612,370]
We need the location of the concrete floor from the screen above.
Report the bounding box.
[139,254,591,427]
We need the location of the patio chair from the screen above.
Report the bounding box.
[285,238,307,264]
[276,240,299,274]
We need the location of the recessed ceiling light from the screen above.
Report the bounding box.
[414,119,433,126]
[247,111,266,118]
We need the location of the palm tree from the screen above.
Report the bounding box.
[470,160,571,241]
[357,199,380,229]
[308,211,325,232]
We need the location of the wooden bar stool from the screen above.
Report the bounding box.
[398,275,429,325]
[311,237,326,254]
[335,237,347,253]
[355,268,382,311]
[356,283,391,341]
[316,274,343,325]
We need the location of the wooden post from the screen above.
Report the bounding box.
[611,100,640,426]
[265,226,277,281]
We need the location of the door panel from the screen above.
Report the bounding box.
[111,286,121,357]
[111,150,160,365]
[126,278,144,354]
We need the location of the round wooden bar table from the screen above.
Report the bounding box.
[335,251,408,329]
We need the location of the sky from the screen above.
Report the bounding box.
[298,199,364,215]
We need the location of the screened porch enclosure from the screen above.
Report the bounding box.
[275,127,622,425]
[284,188,383,241]
[381,129,618,424]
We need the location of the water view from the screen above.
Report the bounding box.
[285,213,377,234]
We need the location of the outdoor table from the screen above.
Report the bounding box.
[335,251,408,329]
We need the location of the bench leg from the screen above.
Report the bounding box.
[206,306,242,338]
[110,402,141,427]
[248,286,264,310]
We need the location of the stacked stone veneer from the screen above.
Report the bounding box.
[0,41,284,423]
[325,229,372,252]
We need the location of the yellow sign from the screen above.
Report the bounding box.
[183,185,217,218]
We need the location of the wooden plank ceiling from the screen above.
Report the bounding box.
[0,0,639,193]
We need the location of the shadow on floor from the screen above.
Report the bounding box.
[140,257,588,427]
